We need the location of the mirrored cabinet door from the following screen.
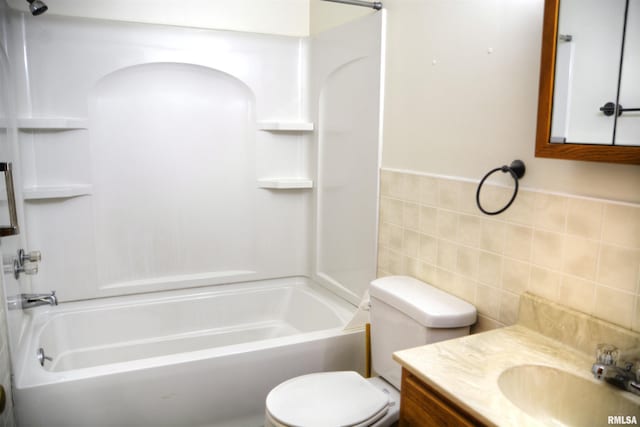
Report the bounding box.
[535,0,640,163]
[616,0,640,146]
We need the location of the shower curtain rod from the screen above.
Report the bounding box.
[321,0,383,10]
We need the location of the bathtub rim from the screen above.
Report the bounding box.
[14,276,361,388]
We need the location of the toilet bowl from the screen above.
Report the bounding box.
[265,372,399,427]
[264,276,477,427]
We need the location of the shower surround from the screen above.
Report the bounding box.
[0,8,384,426]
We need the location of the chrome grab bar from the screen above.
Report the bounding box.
[0,162,19,236]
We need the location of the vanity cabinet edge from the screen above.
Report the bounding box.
[399,368,489,427]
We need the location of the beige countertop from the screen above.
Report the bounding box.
[393,293,640,426]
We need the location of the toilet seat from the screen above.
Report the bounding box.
[265,371,390,427]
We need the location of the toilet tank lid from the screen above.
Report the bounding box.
[370,276,477,328]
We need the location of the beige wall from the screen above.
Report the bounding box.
[382,0,640,204]
[7,0,374,47]
[7,0,310,36]
[309,0,373,35]
[7,0,375,37]
[378,0,640,333]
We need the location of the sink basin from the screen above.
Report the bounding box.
[498,365,640,426]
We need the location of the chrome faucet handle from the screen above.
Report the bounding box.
[593,344,620,380]
[593,345,640,395]
[13,259,38,280]
[596,344,619,366]
[18,249,41,265]
[22,263,38,275]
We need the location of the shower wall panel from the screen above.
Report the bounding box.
[12,15,312,301]
[311,13,384,305]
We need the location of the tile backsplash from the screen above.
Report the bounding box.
[377,168,640,333]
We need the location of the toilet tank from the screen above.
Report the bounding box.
[369,276,476,389]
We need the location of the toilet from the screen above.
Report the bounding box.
[264,276,477,427]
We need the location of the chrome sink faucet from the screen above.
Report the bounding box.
[592,344,640,396]
[20,291,57,309]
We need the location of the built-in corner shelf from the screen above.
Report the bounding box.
[257,121,314,132]
[257,178,313,189]
[23,184,93,200]
[17,117,89,130]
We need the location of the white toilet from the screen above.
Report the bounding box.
[264,276,477,427]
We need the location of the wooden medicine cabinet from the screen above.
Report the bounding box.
[535,0,640,164]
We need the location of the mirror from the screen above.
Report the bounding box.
[535,0,640,164]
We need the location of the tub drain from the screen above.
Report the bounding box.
[37,347,53,367]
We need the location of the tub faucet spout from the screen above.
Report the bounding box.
[21,291,57,309]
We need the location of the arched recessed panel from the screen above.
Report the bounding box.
[89,63,257,289]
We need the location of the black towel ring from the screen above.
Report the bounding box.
[476,160,526,216]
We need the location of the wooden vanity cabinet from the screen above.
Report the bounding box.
[399,368,489,427]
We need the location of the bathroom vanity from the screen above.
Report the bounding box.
[394,293,640,426]
[399,369,486,426]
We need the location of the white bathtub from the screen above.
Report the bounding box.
[13,277,365,427]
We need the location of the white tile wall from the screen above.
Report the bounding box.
[378,169,640,333]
